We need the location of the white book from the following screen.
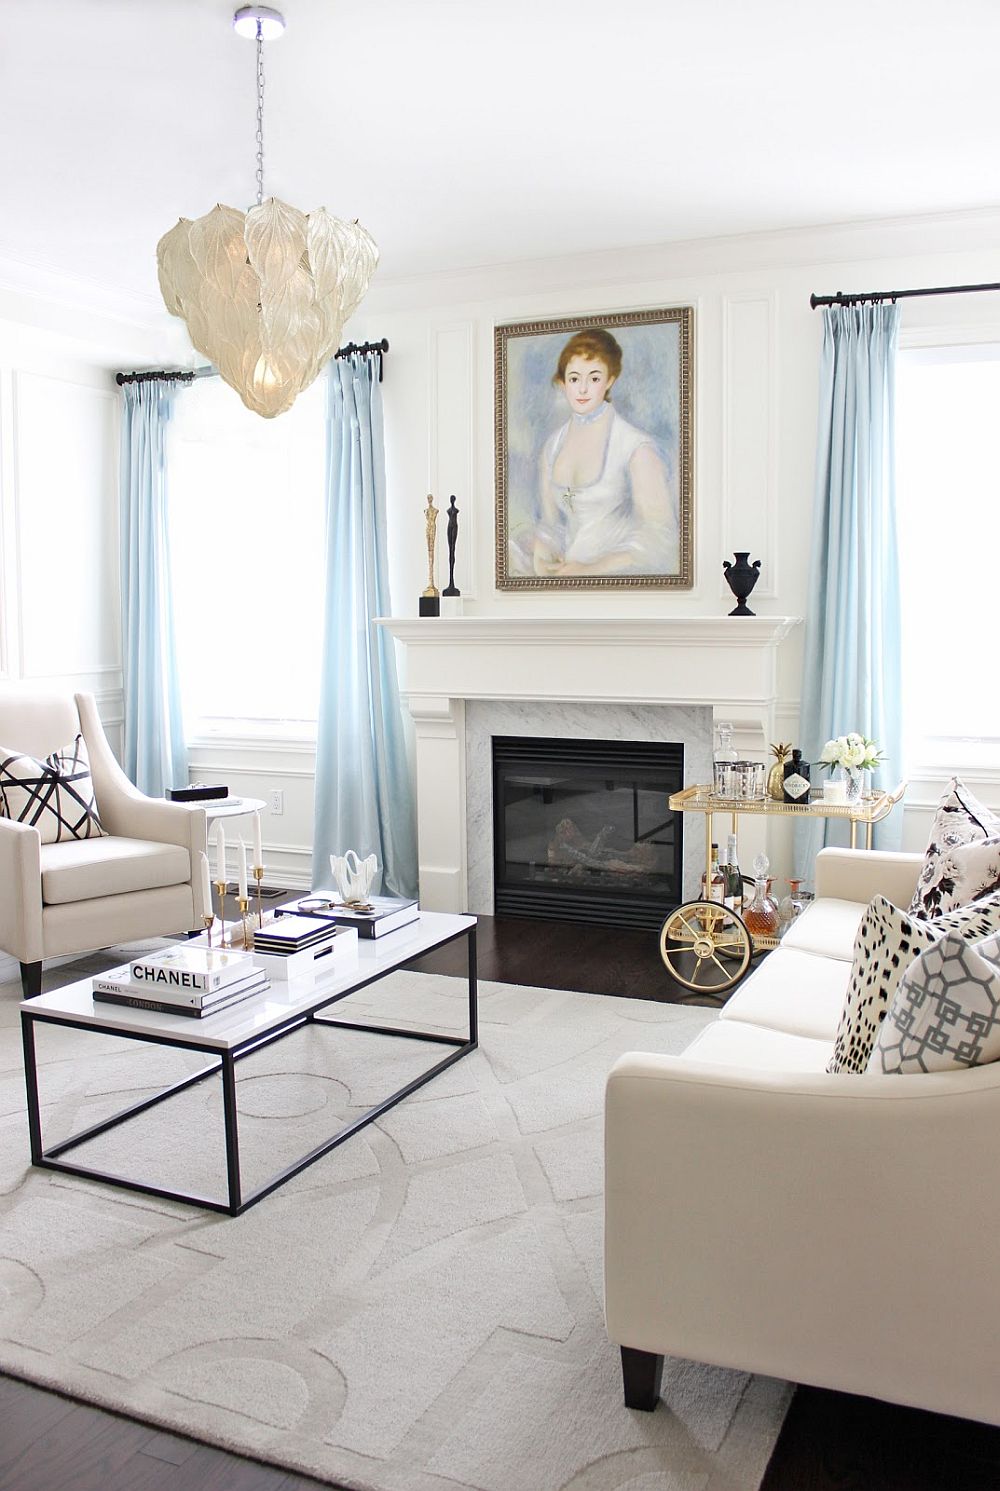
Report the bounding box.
[94,963,265,1008]
[129,944,254,992]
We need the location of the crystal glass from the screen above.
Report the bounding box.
[778,877,807,934]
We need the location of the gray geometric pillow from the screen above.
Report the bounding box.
[0,734,106,843]
[828,892,1000,1075]
[870,930,1000,1074]
[909,777,1000,918]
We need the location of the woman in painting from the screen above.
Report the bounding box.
[530,328,678,578]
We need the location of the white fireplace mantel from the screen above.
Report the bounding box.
[376,615,802,910]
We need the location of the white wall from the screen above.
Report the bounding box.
[0,314,121,749]
[344,208,1000,863]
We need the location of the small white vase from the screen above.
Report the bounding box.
[330,850,378,904]
[841,766,864,804]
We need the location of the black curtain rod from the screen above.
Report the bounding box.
[115,368,204,385]
[335,337,389,381]
[116,337,390,387]
[810,281,1000,309]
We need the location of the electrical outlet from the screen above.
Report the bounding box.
[269,789,284,815]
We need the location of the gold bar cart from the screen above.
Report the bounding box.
[659,781,906,995]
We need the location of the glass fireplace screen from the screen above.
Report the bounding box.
[492,735,684,929]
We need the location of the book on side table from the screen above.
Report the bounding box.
[91,945,270,1017]
[276,894,419,938]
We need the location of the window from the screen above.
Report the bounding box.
[166,375,327,735]
[897,343,1000,773]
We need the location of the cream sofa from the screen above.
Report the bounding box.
[0,688,207,998]
[605,845,1000,1427]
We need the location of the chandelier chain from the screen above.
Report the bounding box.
[255,26,265,206]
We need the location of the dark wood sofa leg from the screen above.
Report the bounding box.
[621,1346,664,1410]
[20,962,42,999]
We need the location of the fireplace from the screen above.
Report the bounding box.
[492,735,684,929]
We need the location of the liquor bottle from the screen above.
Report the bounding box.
[713,722,737,796]
[700,842,725,902]
[743,853,779,936]
[782,747,811,805]
[724,832,743,915]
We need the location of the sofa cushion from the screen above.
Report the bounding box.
[721,946,849,1042]
[909,777,1000,918]
[683,1018,832,1073]
[778,897,866,963]
[870,930,1000,1075]
[0,734,105,843]
[39,836,191,905]
[829,892,1000,1075]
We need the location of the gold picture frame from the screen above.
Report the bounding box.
[495,305,694,590]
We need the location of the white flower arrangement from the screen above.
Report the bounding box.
[818,732,885,773]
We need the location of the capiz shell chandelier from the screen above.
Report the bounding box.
[156,6,378,419]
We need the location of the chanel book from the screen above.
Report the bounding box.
[129,945,254,992]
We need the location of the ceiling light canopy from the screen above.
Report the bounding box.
[157,8,378,418]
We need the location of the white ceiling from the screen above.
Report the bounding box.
[2,0,998,311]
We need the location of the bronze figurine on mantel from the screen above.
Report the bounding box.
[419,494,441,617]
[723,552,761,616]
[444,496,461,597]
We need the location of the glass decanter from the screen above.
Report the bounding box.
[714,721,737,795]
[778,877,807,935]
[743,853,779,937]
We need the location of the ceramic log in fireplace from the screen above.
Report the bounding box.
[492,735,684,930]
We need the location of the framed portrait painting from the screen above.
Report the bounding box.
[495,305,694,590]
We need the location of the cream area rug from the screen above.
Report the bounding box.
[0,949,791,1491]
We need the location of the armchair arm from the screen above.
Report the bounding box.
[813,846,924,906]
[0,817,43,963]
[75,694,207,860]
[604,1051,1000,1424]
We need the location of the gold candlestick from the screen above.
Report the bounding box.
[238,896,251,952]
[253,864,265,928]
[215,879,228,947]
[202,912,215,948]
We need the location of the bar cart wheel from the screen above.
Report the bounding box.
[659,900,753,995]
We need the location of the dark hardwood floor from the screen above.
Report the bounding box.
[3,911,998,1490]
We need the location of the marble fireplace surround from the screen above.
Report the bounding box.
[377,617,801,913]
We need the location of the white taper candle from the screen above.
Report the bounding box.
[253,812,263,870]
[216,824,226,884]
[238,838,248,901]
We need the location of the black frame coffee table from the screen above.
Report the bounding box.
[20,912,477,1216]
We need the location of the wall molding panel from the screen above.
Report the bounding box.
[721,291,778,601]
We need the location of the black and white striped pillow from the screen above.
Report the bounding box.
[0,734,106,842]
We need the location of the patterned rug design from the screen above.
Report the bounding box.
[0,952,791,1490]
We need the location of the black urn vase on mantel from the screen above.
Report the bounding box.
[723,552,762,616]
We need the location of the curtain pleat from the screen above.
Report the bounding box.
[797,302,903,865]
[312,357,417,898]
[119,381,188,797]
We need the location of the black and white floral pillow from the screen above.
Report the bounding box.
[0,734,106,843]
[870,928,1000,1075]
[909,777,1000,919]
[828,891,1000,1074]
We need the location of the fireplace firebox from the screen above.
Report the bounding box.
[492,735,684,929]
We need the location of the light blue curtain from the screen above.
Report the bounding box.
[119,380,188,797]
[313,355,418,898]
[798,302,903,865]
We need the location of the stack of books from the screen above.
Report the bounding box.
[92,945,269,1017]
[251,914,357,980]
[276,894,419,939]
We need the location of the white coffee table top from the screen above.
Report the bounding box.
[22,911,476,1053]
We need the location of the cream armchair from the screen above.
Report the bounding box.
[0,687,208,998]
